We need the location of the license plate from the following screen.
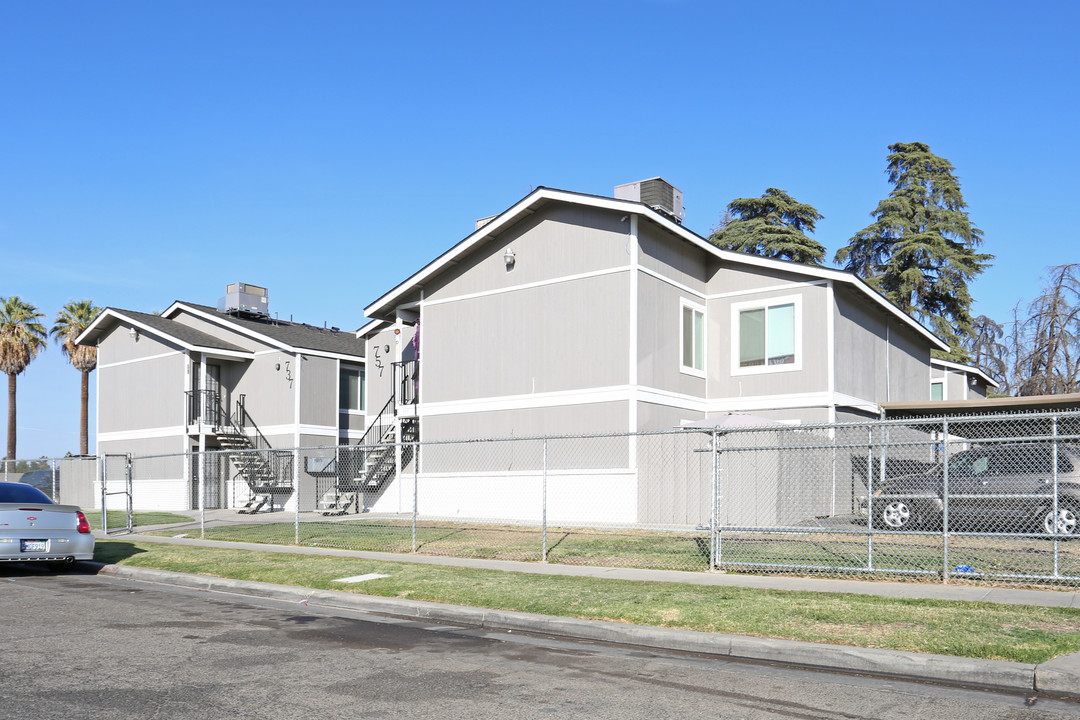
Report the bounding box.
[21,540,48,553]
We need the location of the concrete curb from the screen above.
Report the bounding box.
[88,562,1078,699]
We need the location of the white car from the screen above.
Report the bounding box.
[0,482,95,566]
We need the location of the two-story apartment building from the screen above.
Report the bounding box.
[80,180,995,525]
[361,180,986,435]
[354,179,992,523]
[79,284,366,512]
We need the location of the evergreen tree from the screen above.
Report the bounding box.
[835,142,992,358]
[708,188,825,265]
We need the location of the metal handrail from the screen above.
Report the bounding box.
[233,395,293,487]
[358,395,396,448]
[393,359,419,406]
[186,390,224,426]
[235,395,274,454]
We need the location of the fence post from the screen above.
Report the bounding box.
[198,448,206,540]
[830,428,837,517]
[542,438,548,563]
[1052,415,1060,577]
[411,440,418,553]
[294,446,301,545]
[866,425,873,572]
[126,454,133,533]
[711,429,720,571]
[942,418,950,584]
[100,454,107,532]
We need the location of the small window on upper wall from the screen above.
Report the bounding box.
[731,296,801,375]
[680,300,706,376]
[930,380,944,401]
[339,367,365,412]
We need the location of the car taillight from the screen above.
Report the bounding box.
[76,511,91,534]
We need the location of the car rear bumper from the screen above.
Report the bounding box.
[0,535,95,562]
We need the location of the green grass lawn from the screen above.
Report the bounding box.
[88,510,194,529]
[94,538,1080,664]
[148,520,713,569]
[145,517,1080,580]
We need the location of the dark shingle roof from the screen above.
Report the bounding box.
[175,303,365,358]
[99,309,249,353]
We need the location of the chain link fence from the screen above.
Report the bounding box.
[1,454,110,528]
[10,409,1080,586]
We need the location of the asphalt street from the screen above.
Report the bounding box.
[3,565,1080,720]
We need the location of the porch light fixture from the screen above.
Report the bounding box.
[503,247,516,269]
[129,328,139,341]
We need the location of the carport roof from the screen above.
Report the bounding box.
[882,394,1080,419]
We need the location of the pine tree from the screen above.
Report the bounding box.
[708,188,825,265]
[835,142,992,358]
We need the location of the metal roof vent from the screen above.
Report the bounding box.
[218,283,269,318]
[614,177,684,223]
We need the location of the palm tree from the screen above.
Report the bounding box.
[0,297,47,470]
[51,300,102,456]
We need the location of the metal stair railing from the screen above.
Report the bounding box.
[393,359,419,406]
[229,395,294,513]
[186,389,224,427]
[318,391,418,515]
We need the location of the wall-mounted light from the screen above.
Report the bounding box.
[128,328,139,341]
[503,247,516,270]
[970,375,977,386]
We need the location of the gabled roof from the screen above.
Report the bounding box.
[362,186,950,352]
[78,304,366,360]
[77,309,251,357]
[354,318,391,339]
[932,358,1000,389]
[162,303,366,358]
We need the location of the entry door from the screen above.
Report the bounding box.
[206,363,222,402]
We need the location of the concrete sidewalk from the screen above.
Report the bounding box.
[96,532,1080,699]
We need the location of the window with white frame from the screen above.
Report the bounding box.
[680,300,706,375]
[930,380,944,401]
[339,366,365,412]
[732,296,801,374]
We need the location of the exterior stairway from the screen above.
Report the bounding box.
[215,428,294,514]
[318,416,418,516]
[187,391,294,514]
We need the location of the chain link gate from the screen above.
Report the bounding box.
[100,453,133,534]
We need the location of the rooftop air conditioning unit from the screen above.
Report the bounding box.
[614,177,684,223]
[218,283,269,317]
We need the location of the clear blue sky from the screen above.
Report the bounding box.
[2,1,1077,459]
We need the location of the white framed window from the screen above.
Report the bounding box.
[339,366,365,412]
[930,379,944,401]
[680,299,706,377]
[731,295,802,375]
